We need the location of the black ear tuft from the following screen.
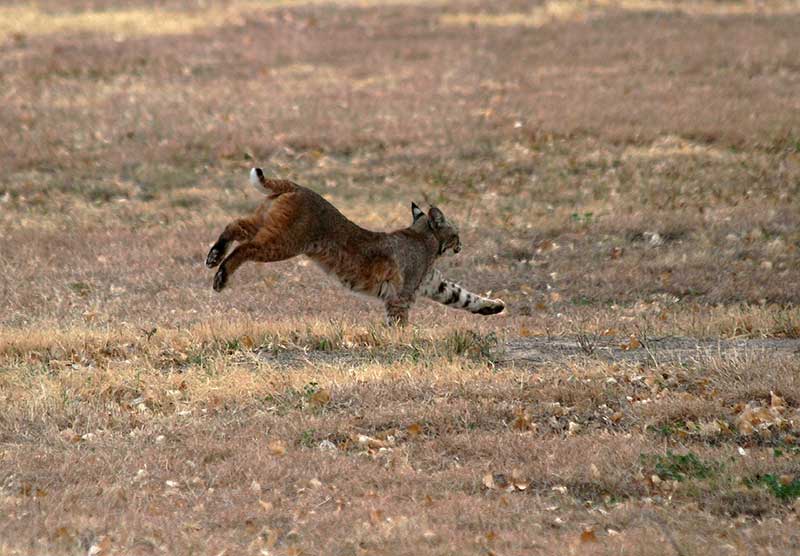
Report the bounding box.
[428,206,446,228]
[411,202,425,223]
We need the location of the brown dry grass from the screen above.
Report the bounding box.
[2,1,800,554]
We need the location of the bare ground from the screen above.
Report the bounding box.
[256,334,800,367]
[500,336,800,365]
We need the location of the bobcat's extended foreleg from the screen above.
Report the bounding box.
[420,269,505,315]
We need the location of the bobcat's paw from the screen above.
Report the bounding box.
[212,268,228,292]
[206,245,225,268]
[385,314,409,327]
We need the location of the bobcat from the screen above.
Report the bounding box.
[206,168,505,324]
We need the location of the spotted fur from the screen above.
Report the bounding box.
[419,269,505,315]
[206,168,503,325]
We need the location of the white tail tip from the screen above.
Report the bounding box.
[249,167,263,192]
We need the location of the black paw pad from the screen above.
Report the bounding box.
[206,248,222,268]
[213,268,228,292]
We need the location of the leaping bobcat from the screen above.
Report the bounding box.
[206,168,505,325]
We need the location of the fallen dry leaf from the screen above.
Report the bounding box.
[510,469,529,491]
[310,388,331,407]
[87,536,111,556]
[697,420,723,436]
[619,336,641,351]
[62,430,82,443]
[512,412,531,431]
[536,239,557,253]
[735,401,786,435]
[369,509,385,524]
[580,528,598,543]
[268,440,287,456]
[353,434,393,450]
[262,528,279,549]
[483,473,510,492]
[484,472,527,492]
[771,391,786,409]
[318,440,337,452]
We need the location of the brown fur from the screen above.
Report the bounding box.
[206,168,470,325]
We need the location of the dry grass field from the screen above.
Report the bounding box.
[2,1,800,554]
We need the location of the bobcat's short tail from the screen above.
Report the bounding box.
[249,167,297,196]
[420,269,505,316]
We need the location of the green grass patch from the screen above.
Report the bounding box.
[751,474,800,501]
[643,450,717,482]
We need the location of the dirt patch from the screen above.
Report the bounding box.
[255,335,800,368]
[500,336,800,366]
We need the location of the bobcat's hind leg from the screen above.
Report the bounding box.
[206,219,259,268]
[213,232,299,292]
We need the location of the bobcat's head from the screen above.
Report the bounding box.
[411,202,461,255]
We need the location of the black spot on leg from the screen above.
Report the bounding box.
[438,281,447,294]
[476,303,504,315]
[461,295,472,308]
[445,287,461,305]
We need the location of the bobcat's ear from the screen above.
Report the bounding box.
[428,206,446,229]
[411,202,426,223]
